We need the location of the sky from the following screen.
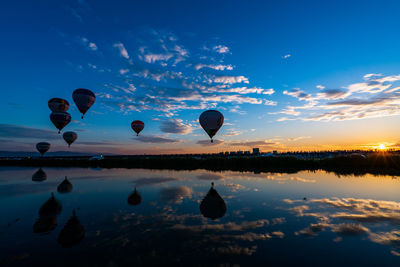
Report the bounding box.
[1,0,400,154]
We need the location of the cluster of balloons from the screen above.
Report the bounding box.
[37,87,226,156]
[37,88,96,156]
[49,88,96,134]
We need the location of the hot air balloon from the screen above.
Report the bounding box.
[33,215,58,233]
[127,187,142,206]
[131,120,144,136]
[33,193,62,234]
[57,177,73,193]
[50,111,71,133]
[48,98,70,112]
[39,193,62,217]
[63,131,78,147]
[36,142,50,156]
[72,88,96,119]
[200,182,226,220]
[32,168,47,182]
[199,110,224,143]
[58,210,85,247]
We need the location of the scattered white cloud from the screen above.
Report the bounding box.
[213,45,230,54]
[195,64,233,71]
[113,42,129,59]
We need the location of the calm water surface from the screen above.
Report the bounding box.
[1,167,400,266]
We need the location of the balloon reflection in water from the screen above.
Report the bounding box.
[32,168,47,182]
[57,177,73,193]
[127,187,142,206]
[58,210,85,247]
[200,182,226,220]
[33,193,62,233]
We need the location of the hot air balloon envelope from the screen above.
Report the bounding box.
[199,110,224,142]
[58,211,85,247]
[32,168,47,182]
[48,98,70,112]
[200,183,226,220]
[36,142,50,156]
[57,177,73,193]
[33,215,58,233]
[128,188,142,205]
[50,112,71,133]
[131,120,145,136]
[63,131,78,147]
[72,88,96,118]
[39,193,62,217]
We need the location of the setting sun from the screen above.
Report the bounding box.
[378,144,386,150]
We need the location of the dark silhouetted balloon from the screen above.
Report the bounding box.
[200,182,226,220]
[50,111,71,133]
[199,110,224,143]
[127,187,142,205]
[39,193,62,217]
[36,142,50,156]
[32,168,47,182]
[48,98,70,112]
[72,88,96,119]
[63,131,78,147]
[131,120,145,136]
[57,177,73,193]
[33,215,58,233]
[58,210,85,247]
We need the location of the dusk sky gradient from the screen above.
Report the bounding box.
[1,0,400,154]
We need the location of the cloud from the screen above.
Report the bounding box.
[197,173,224,181]
[287,136,311,141]
[0,124,59,140]
[113,42,129,59]
[213,75,249,84]
[81,37,98,51]
[331,223,369,236]
[196,140,224,146]
[97,31,276,117]
[278,73,400,122]
[133,177,179,186]
[159,186,192,204]
[282,54,291,59]
[160,119,192,134]
[213,45,230,54]
[144,53,173,63]
[134,135,181,143]
[207,86,274,95]
[195,64,233,71]
[230,140,275,147]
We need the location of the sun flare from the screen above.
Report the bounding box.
[378,144,386,150]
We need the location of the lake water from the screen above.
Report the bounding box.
[1,167,400,266]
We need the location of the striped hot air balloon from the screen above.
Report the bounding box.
[72,88,96,119]
[63,131,78,147]
[36,142,50,156]
[199,110,224,143]
[131,120,145,136]
[48,98,70,112]
[50,112,71,133]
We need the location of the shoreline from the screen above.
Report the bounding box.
[1,155,400,176]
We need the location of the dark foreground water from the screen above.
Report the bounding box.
[1,167,400,266]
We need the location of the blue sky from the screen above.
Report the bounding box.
[1,0,400,154]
